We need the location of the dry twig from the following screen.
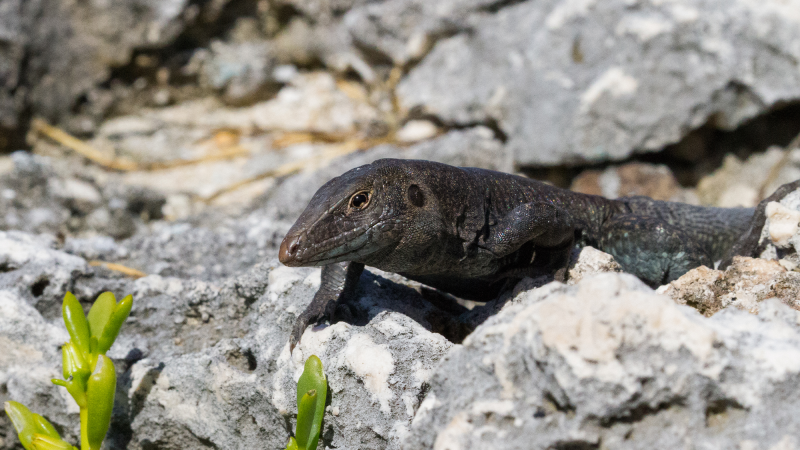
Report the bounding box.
[31,118,250,171]
[88,261,147,279]
[201,138,390,204]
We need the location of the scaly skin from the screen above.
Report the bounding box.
[279,158,795,351]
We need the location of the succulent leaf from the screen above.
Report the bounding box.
[31,413,61,439]
[85,355,116,450]
[285,436,299,450]
[62,293,90,356]
[97,294,133,354]
[296,355,327,450]
[86,292,116,342]
[30,434,74,450]
[61,342,89,380]
[295,390,318,450]
[4,401,36,449]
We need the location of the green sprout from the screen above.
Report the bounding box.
[4,401,76,450]
[4,292,133,450]
[285,355,328,450]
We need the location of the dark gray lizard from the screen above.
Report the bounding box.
[279,158,798,351]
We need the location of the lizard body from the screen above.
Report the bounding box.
[279,159,794,350]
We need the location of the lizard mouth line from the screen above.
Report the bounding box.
[303,244,371,266]
[283,215,402,266]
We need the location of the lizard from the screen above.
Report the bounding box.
[279,158,799,351]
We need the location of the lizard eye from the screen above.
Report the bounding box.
[349,191,371,209]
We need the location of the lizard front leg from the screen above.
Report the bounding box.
[482,202,574,256]
[290,261,364,352]
[481,202,575,279]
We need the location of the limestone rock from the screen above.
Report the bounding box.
[196,40,280,106]
[396,0,800,166]
[566,246,623,285]
[0,0,197,139]
[658,256,800,316]
[571,162,698,204]
[697,147,800,208]
[0,151,165,239]
[762,188,800,261]
[273,310,453,449]
[0,230,90,318]
[404,272,800,449]
[127,264,457,450]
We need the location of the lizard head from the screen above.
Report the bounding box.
[279,159,437,268]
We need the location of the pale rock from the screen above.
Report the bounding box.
[566,246,623,285]
[658,256,800,316]
[395,120,439,143]
[396,0,800,166]
[698,147,800,208]
[0,230,90,317]
[404,272,800,449]
[766,202,800,247]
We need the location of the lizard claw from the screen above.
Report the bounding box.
[289,296,333,354]
[289,309,317,354]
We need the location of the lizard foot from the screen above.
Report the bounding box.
[289,295,335,353]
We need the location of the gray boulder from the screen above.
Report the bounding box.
[396,0,800,166]
[404,273,800,449]
[0,230,90,319]
[0,151,166,239]
[128,264,457,450]
[0,0,223,141]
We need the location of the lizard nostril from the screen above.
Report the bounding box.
[279,234,302,265]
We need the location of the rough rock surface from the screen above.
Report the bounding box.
[658,256,800,317]
[0,0,196,134]
[698,147,800,208]
[762,188,800,262]
[0,229,465,449]
[395,0,800,166]
[0,151,165,238]
[405,272,800,449]
[0,230,91,319]
[195,39,280,106]
[571,162,698,204]
[125,264,459,450]
[566,246,623,285]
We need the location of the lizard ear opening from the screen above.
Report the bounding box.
[408,184,425,207]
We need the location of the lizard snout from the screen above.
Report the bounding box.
[279,233,303,266]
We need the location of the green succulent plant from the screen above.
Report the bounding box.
[4,292,133,450]
[286,355,328,450]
